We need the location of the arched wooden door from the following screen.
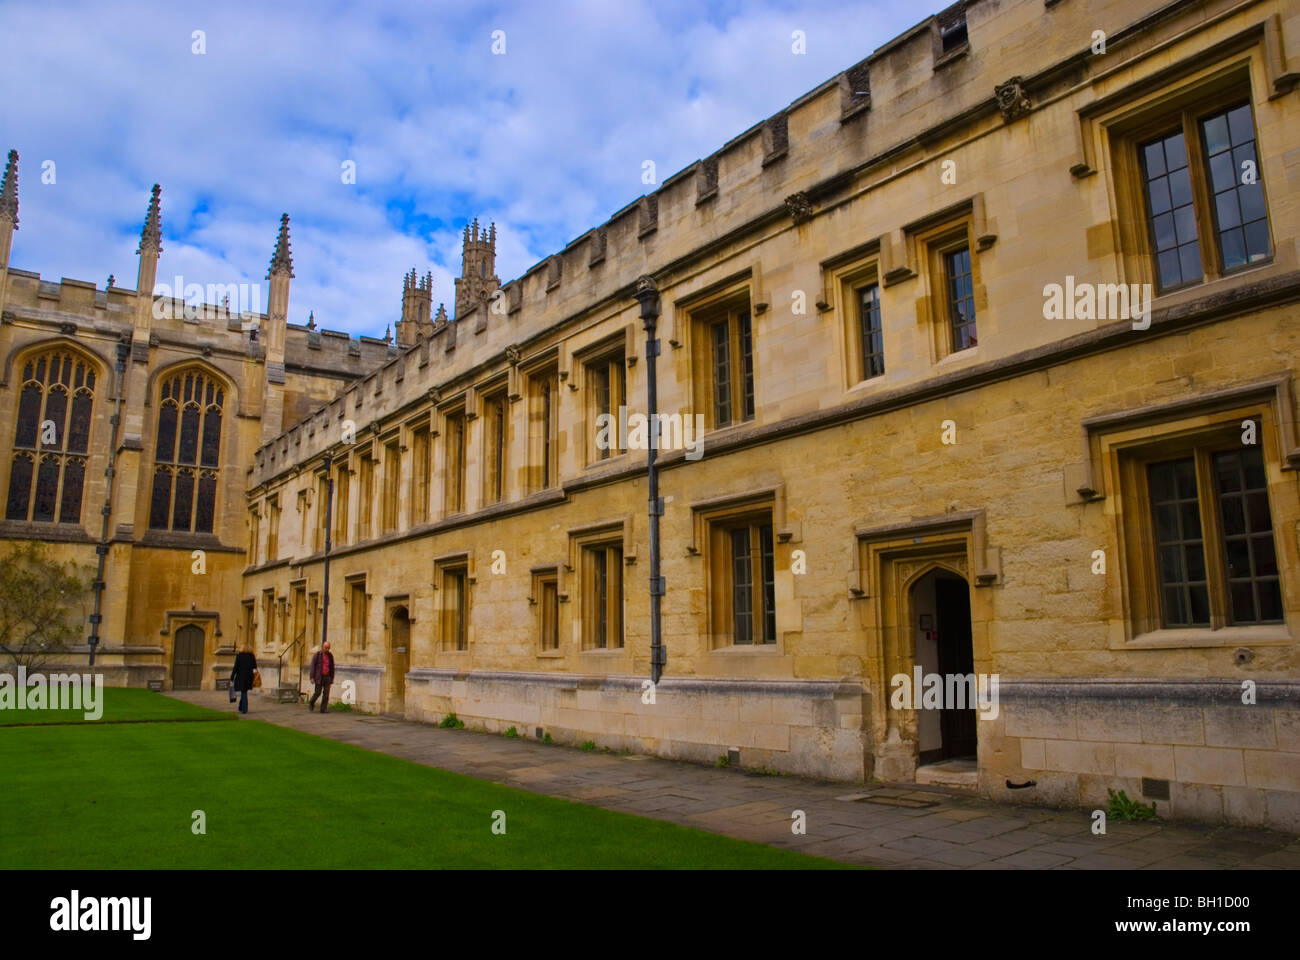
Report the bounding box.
[172,624,205,690]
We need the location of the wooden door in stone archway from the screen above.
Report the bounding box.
[386,607,410,715]
[172,624,205,690]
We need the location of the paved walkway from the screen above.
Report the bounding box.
[170,691,1300,869]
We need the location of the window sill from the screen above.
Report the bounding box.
[585,452,629,470]
[1118,624,1292,650]
[535,650,564,659]
[706,643,782,654]
[1150,253,1292,318]
[578,646,627,655]
[934,345,979,368]
[704,420,755,440]
[846,374,889,396]
[933,42,969,72]
[0,520,93,543]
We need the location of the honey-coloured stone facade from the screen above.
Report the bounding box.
[8,0,1300,831]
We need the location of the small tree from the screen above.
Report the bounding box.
[0,541,91,672]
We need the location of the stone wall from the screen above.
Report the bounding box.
[985,681,1300,832]
[402,670,870,780]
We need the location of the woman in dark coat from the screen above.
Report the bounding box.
[230,644,258,714]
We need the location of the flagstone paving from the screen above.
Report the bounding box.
[169,691,1300,869]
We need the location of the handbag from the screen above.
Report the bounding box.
[252,670,263,689]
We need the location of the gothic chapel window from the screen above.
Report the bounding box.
[5,349,96,524]
[149,369,224,533]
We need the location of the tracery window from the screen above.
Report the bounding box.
[149,369,224,533]
[5,349,96,524]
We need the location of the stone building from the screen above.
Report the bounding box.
[11,0,1300,830]
[0,168,395,687]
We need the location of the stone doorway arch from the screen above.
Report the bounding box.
[385,605,411,715]
[871,547,975,783]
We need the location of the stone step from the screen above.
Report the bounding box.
[914,760,979,790]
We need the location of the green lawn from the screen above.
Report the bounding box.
[0,685,232,726]
[0,691,853,869]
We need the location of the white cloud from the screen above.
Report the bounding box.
[0,0,923,334]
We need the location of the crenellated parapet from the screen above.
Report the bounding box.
[249,0,1300,488]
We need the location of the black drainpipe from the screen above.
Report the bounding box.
[634,276,666,685]
[88,336,130,666]
[319,449,334,664]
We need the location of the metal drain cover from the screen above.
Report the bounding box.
[857,795,939,809]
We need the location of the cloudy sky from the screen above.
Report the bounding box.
[1,0,931,336]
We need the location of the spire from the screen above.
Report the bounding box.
[0,149,17,227]
[455,215,499,318]
[396,264,437,346]
[268,213,294,278]
[137,184,161,254]
[434,303,448,325]
[307,309,316,330]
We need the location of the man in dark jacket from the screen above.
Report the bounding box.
[308,640,335,713]
[230,645,258,714]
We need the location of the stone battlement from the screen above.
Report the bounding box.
[251,0,1219,479]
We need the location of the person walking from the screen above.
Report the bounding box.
[308,639,335,713]
[230,644,258,715]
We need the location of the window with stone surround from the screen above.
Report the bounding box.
[934,3,969,64]
[148,368,224,533]
[333,460,350,545]
[1139,99,1270,292]
[702,501,777,647]
[247,506,260,565]
[1114,417,1287,637]
[856,282,886,380]
[917,218,979,359]
[438,560,470,651]
[346,575,368,651]
[689,291,755,431]
[381,436,400,533]
[943,247,977,352]
[533,567,560,652]
[261,588,276,652]
[481,387,508,504]
[525,364,559,491]
[568,519,633,652]
[1109,71,1273,294]
[409,420,431,525]
[241,599,255,651]
[582,540,623,649]
[443,405,466,514]
[357,449,375,538]
[5,348,96,525]
[314,473,329,551]
[585,347,626,463]
[1147,441,1280,627]
[290,583,307,647]
[265,495,280,560]
[297,488,310,546]
[823,246,887,388]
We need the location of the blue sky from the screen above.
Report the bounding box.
[1,0,931,336]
